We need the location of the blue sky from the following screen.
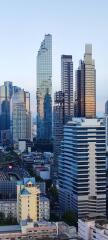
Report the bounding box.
[0,0,108,113]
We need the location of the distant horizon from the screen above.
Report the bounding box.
[0,0,108,114]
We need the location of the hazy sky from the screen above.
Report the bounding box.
[0,0,108,114]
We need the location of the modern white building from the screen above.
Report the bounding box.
[40,196,50,220]
[59,118,106,217]
[78,215,108,240]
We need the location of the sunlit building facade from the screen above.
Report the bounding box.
[84,44,96,118]
[37,34,52,141]
[75,44,96,118]
[17,178,40,223]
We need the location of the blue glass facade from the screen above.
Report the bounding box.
[0,82,12,144]
[37,34,52,141]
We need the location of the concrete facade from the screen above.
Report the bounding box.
[59,118,106,217]
[78,216,108,240]
[40,196,50,220]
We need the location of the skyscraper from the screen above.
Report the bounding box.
[75,44,96,118]
[37,34,52,141]
[105,100,108,114]
[61,55,73,124]
[0,81,13,144]
[59,118,106,217]
[104,100,108,152]
[53,91,64,174]
[74,60,85,117]
[53,56,73,174]
[12,89,31,144]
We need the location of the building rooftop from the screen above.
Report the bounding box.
[40,196,49,202]
[67,117,104,127]
[81,213,106,222]
[17,177,36,186]
[23,177,35,185]
[0,225,20,233]
[21,188,31,195]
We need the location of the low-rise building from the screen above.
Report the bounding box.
[78,214,108,240]
[58,221,77,238]
[18,139,32,153]
[33,164,50,180]
[0,200,17,218]
[0,220,57,239]
[40,196,50,220]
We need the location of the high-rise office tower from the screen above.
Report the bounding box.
[61,55,73,124]
[84,44,96,117]
[0,81,13,144]
[59,118,106,217]
[74,60,85,117]
[104,100,108,152]
[75,44,96,118]
[12,89,31,144]
[105,100,108,114]
[37,34,52,141]
[53,56,73,174]
[53,91,64,174]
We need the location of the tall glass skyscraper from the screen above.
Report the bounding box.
[75,44,96,118]
[53,91,64,174]
[36,34,52,141]
[0,82,13,144]
[61,55,73,124]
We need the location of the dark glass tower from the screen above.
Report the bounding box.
[0,82,12,144]
[61,55,73,124]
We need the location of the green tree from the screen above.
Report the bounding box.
[0,212,5,221]
[50,186,58,201]
[62,210,77,226]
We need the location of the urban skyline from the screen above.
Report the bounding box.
[0,1,108,239]
[0,0,108,114]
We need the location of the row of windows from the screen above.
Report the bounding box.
[65,127,105,131]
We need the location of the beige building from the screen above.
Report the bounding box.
[17,178,40,223]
